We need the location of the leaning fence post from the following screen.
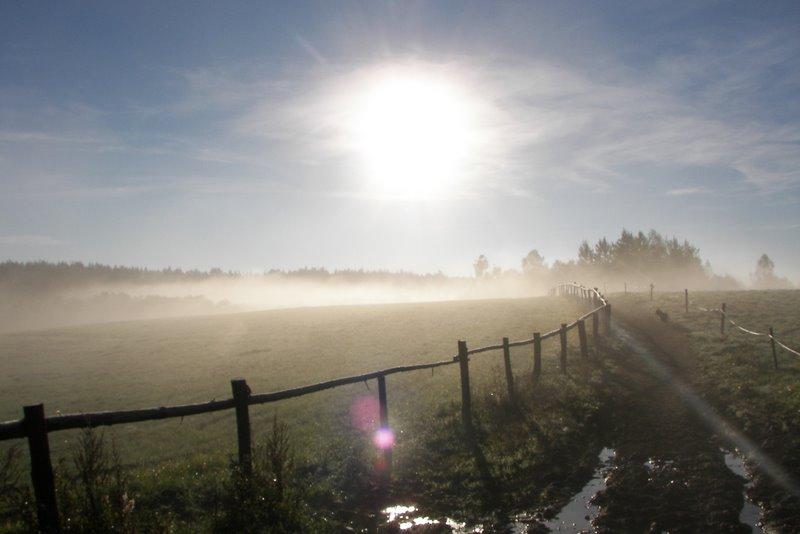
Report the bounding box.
[231,379,252,476]
[720,303,726,335]
[533,332,542,380]
[376,374,392,471]
[502,337,514,402]
[457,341,473,433]
[685,289,689,313]
[605,304,612,334]
[24,404,60,533]
[769,327,778,370]
[578,319,589,359]
[559,323,568,373]
[592,312,599,338]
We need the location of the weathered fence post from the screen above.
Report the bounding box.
[769,327,778,370]
[377,374,392,470]
[24,404,60,533]
[502,337,514,402]
[650,283,654,301]
[592,312,599,338]
[578,319,589,359]
[458,341,473,433]
[685,289,689,313]
[559,323,568,373]
[533,332,542,379]
[231,379,252,476]
[720,303,726,335]
[605,304,612,334]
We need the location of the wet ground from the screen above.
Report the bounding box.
[542,447,615,532]
[380,318,772,532]
[587,324,757,533]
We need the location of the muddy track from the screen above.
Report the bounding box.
[589,320,752,533]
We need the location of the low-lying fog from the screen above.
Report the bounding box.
[3,231,793,333]
[0,275,551,333]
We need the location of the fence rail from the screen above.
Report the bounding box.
[1,282,609,532]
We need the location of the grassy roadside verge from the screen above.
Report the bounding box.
[613,290,800,532]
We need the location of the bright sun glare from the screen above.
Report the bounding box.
[351,71,475,199]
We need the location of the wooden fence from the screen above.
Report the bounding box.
[0,282,609,532]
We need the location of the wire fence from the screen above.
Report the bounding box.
[0,282,609,532]
[647,287,800,363]
[694,302,800,359]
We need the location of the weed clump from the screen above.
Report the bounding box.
[0,446,35,532]
[57,429,135,533]
[212,417,315,533]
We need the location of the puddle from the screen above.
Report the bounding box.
[382,505,478,532]
[644,457,674,473]
[543,447,616,533]
[723,450,764,533]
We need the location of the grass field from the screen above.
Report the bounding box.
[1,296,590,461]
[9,290,794,531]
[614,289,800,531]
[1,295,611,531]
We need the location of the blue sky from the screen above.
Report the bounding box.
[1,1,799,281]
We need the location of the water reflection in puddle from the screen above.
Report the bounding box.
[382,505,478,532]
[383,446,765,533]
[723,450,764,533]
[541,447,616,533]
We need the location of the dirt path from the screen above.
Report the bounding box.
[379,312,768,533]
[587,322,752,533]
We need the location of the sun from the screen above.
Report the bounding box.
[350,70,474,199]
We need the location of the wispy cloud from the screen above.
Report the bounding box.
[293,34,328,65]
[666,187,711,196]
[2,31,799,204]
[192,36,800,199]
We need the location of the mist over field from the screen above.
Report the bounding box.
[0,266,545,333]
[2,229,793,333]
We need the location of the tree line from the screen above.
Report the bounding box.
[0,261,450,295]
[2,229,793,295]
[474,229,793,290]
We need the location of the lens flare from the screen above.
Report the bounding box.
[373,427,395,450]
[349,395,379,432]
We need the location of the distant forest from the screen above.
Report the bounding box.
[478,229,791,291]
[1,229,793,295]
[0,261,448,296]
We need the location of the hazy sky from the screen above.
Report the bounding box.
[1,1,799,281]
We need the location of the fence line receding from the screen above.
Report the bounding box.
[0,282,608,532]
